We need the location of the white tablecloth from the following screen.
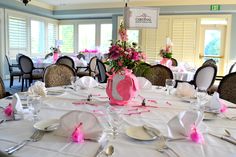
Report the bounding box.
[0,86,236,157]
[173,71,195,81]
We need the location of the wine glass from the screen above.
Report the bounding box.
[27,95,41,122]
[106,106,123,139]
[165,79,175,95]
[196,87,207,112]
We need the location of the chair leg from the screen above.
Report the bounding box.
[10,76,13,88]
[21,78,24,92]
[19,76,21,82]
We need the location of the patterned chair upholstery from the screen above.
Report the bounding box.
[0,76,6,99]
[56,56,75,69]
[133,62,151,77]
[170,58,178,66]
[218,72,236,104]
[202,59,216,66]
[143,64,173,86]
[19,55,43,91]
[43,64,75,88]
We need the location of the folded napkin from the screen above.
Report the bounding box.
[167,110,203,138]
[75,76,98,89]
[28,81,47,97]
[12,93,24,113]
[55,111,104,142]
[204,92,227,113]
[137,77,152,90]
[175,82,196,98]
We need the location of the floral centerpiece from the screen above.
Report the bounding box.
[159,37,173,59]
[105,22,145,106]
[106,23,146,72]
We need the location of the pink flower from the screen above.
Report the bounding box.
[118,61,123,66]
[71,123,84,143]
[132,52,140,61]
[4,103,13,117]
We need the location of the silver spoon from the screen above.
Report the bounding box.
[225,129,236,140]
[105,145,114,157]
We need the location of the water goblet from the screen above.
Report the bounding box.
[196,87,207,112]
[106,106,123,139]
[27,95,41,122]
[165,79,175,95]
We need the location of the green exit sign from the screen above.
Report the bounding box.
[210,5,221,11]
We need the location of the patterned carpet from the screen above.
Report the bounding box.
[3,78,26,94]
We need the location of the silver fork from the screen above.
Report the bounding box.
[156,136,180,157]
[5,130,44,155]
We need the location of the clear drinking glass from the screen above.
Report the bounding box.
[106,106,123,139]
[165,79,175,95]
[196,87,207,112]
[27,95,41,122]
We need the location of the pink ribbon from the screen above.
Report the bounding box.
[73,102,98,107]
[71,122,84,143]
[4,103,14,117]
[190,124,204,144]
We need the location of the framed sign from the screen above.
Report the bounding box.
[124,7,160,29]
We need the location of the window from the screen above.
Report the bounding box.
[127,30,139,43]
[78,24,96,51]
[31,20,45,54]
[59,25,74,53]
[8,16,27,50]
[48,23,57,51]
[100,24,112,53]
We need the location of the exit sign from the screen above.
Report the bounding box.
[210,5,221,11]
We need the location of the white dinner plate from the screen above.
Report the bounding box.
[126,126,160,141]
[47,90,65,95]
[34,119,60,131]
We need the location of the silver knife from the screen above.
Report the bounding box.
[94,139,108,157]
[209,132,236,145]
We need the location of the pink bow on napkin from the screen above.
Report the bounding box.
[71,122,84,143]
[4,103,14,117]
[190,124,204,144]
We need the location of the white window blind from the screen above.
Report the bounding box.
[59,25,74,53]
[172,18,197,64]
[78,24,96,51]
[48,23,57,50]
[8,16,27,50]
[141,17,170,63]
[31,20,45,54]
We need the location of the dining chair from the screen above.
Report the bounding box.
[44,52,53,59]
[5,55,22,88]
[56,56,75,69]
[18,55,44,91]
[77,53,86,60]
[0,76,11,99]
[43,64,76,87]
[202,59,216,66]
[133,62,151,77]
[170,58,178,66]
[77,56,98,77]
[193,64,217,90]
[218,72,236,104]
[96,59,107,83]
[143,64,173,86]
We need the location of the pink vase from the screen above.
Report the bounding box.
[53,52,59,63]
[106,69,139,106]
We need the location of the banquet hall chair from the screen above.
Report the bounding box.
[143,64,173,86]
[18,55,44,91]
[56,56,75,69]
[43,64,76,87]
[202,59,216,66]
[0,76,11,99]
[44,52,53,59]
[218,72,236,104]
[133,62,151,77]
[77,53,86,60]
[170,58,178,66]
[77,56,97,78]
[96,59,107,83]
[193,64,217,90]
[5,55,22,87]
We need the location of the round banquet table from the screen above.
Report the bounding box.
[0,85,235,157]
